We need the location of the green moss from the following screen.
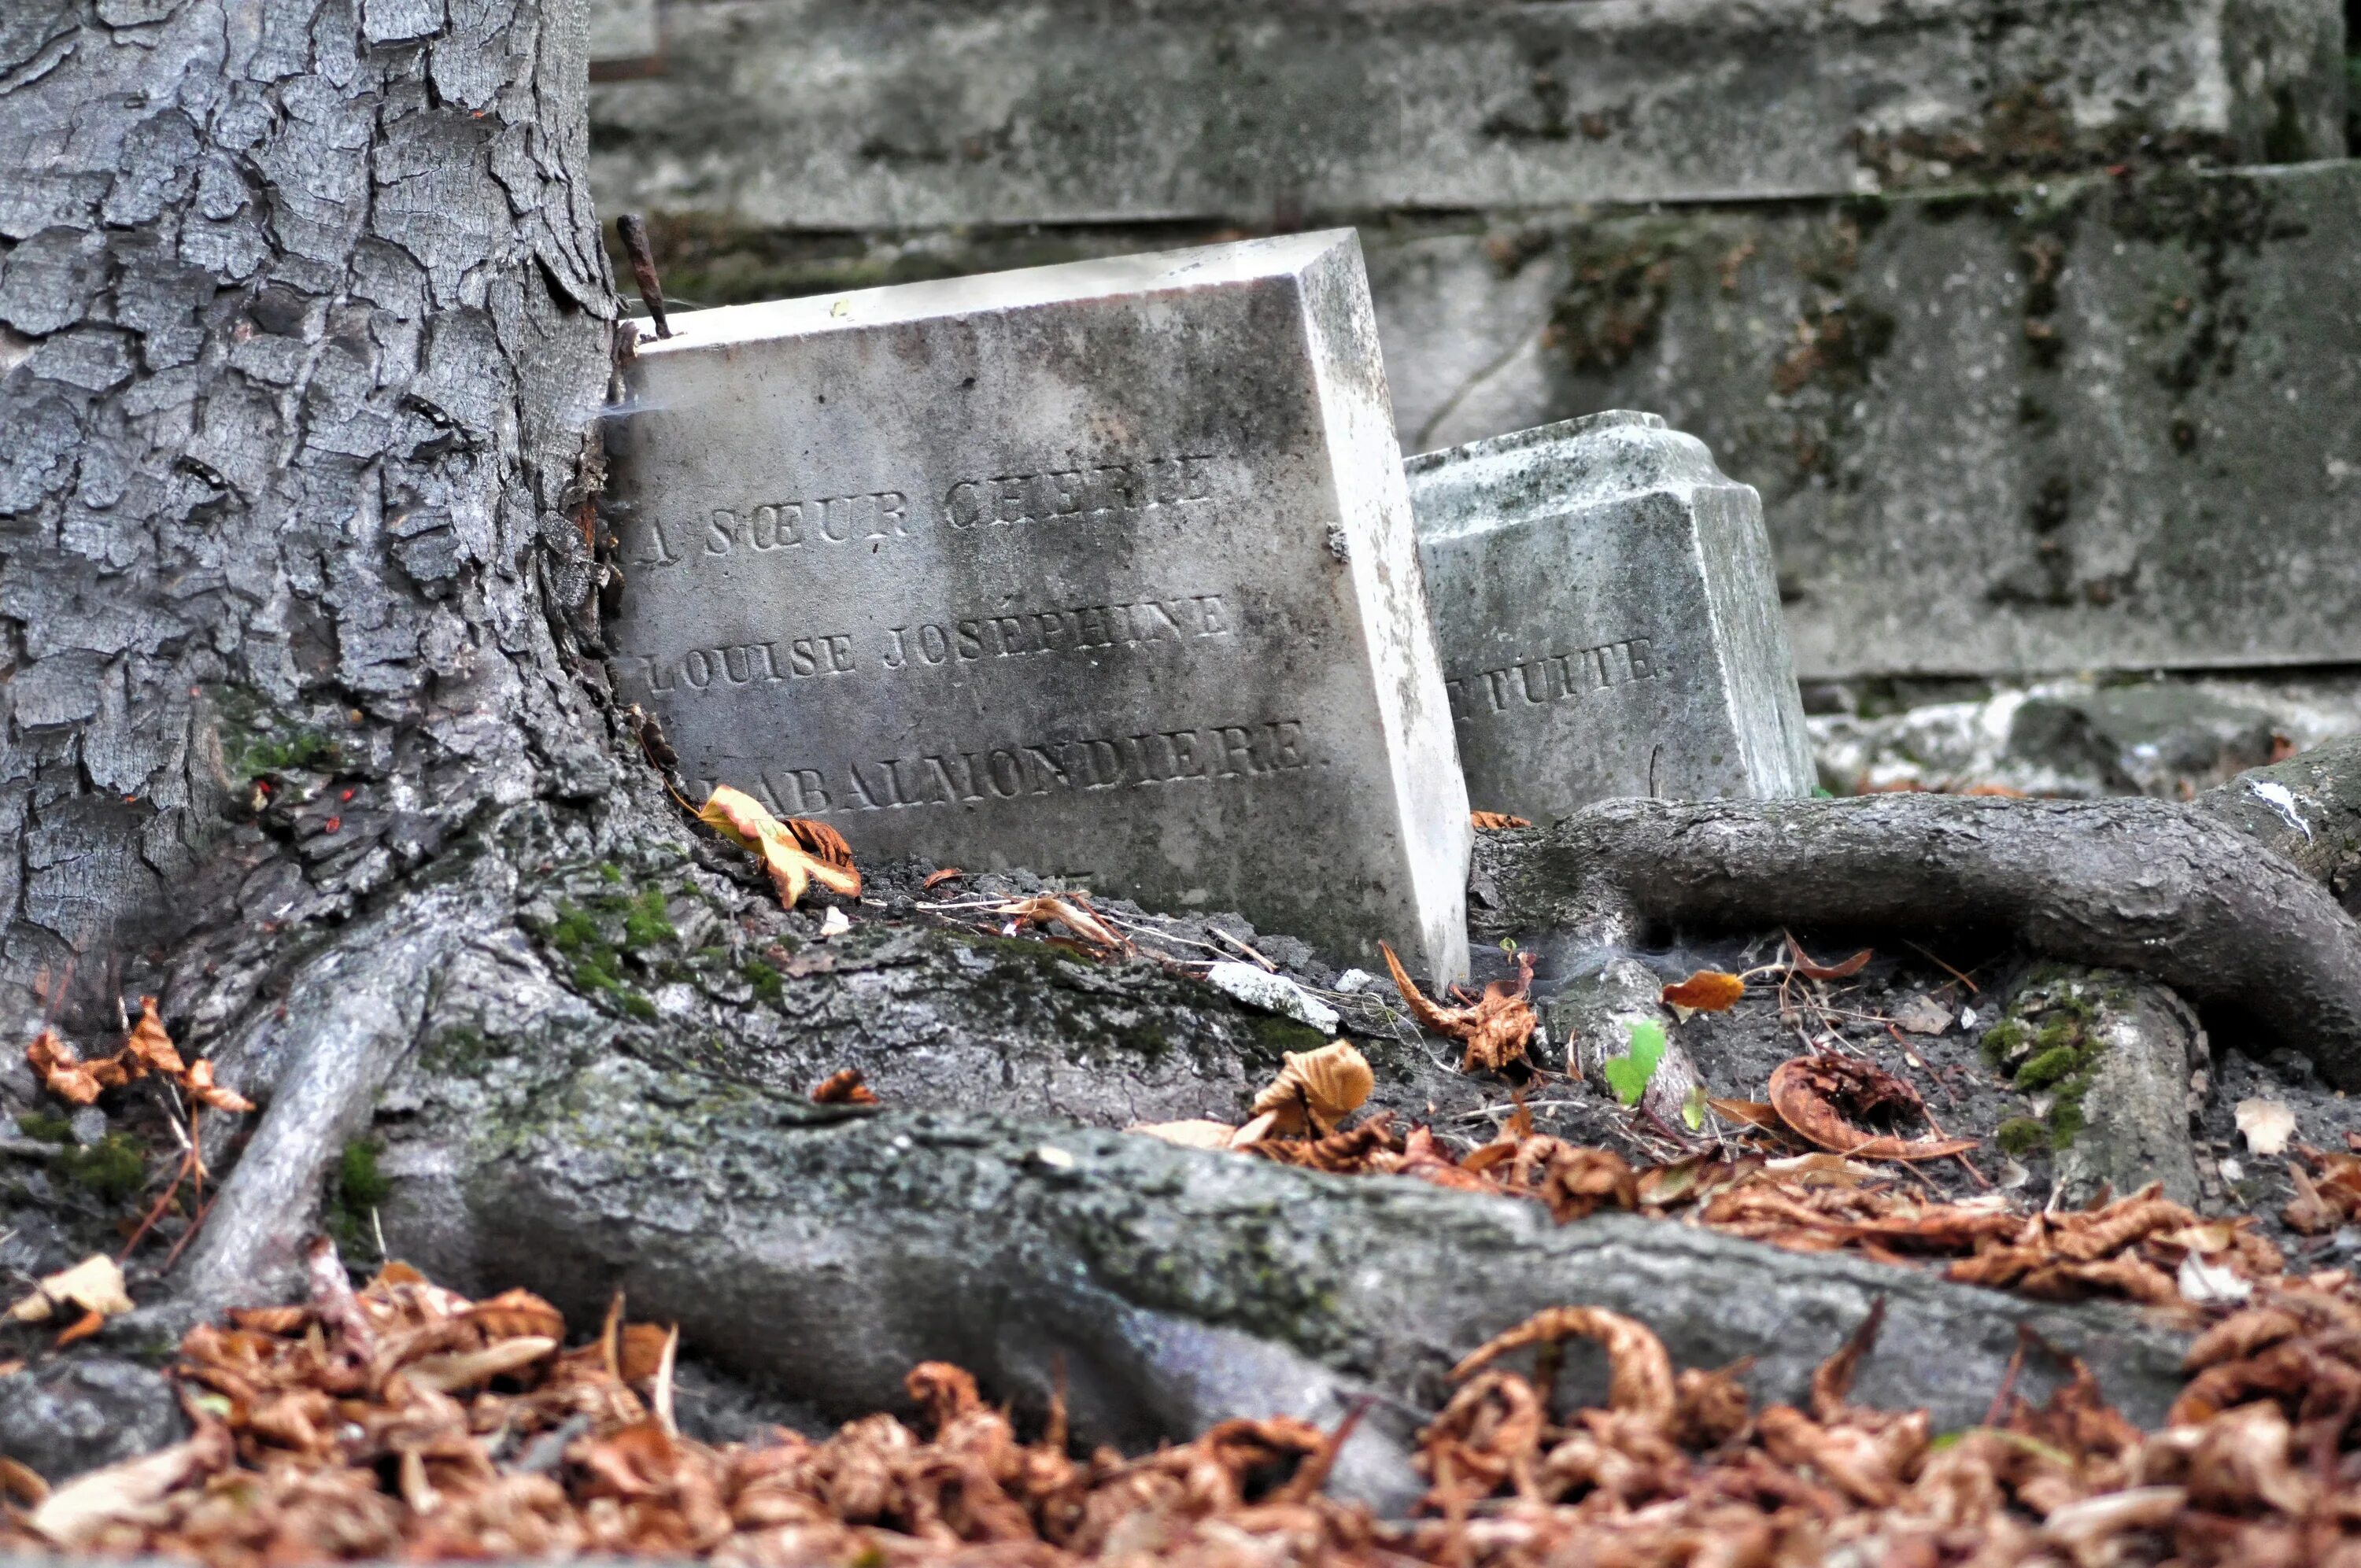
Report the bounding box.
[743,958,785,1005]
[1249,1016,1328,1061]
[339,1140,392,1210]
[63,1134,147,1205]
[1979,1020,2030,1065]
[621,992,659,1022]
[2048,1098,2088,1149]
[15,1112,73,1145]
[620,888,674,950]
[598,862,624,885]
[2014,1045,2084,1091]
[1995,1116,2050,1157]
[549,906,602,954]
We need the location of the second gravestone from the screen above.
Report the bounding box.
[605,231,1472,983]
[1408,411,1816,824]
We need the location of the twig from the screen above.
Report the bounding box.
[1905,940,1982,994]
[615,214,671,338]
[1210,927,1279,972]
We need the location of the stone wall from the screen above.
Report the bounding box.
[587,0,2357,677]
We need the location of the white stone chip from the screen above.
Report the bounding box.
[1204,961,1340,1035]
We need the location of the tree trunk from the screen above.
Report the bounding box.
[0,0,624,1285]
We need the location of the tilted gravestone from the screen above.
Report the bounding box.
[1407,411,1816,824]
[604,231,1472,983]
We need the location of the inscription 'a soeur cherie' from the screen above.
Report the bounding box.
[629,451,1217,569]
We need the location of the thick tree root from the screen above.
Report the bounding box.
[177,873,512,1304]
[2197,736,2361,914]
[1472,795,2361,1088]
[371,1032,2193,1509]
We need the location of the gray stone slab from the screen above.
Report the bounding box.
[1409,412,1815,822]
[1378,162,2361,677]
[602,231,1472,983]
[589,0,2344,228]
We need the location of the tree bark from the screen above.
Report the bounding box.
[0,0,630,1287]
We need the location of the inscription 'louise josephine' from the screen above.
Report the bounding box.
[709,718,1317,820]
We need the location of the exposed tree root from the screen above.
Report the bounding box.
[2198,736,2361,914]
[1472,794,2361,1088]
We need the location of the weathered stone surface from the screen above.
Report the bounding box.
[603,231,1470,981]
[1984,966,2208,1207]
[375,1037,2197,1507]
[1409,412,1814,821]
[589,0,2346,227]
[1380,162,2361,677]
[0,1358,184,1482]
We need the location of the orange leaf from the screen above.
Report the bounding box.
[811,1068,879,1105]
[1469,811,1532,830]
[697,784,862,907]
[922,867,964,890]
[54,1308,103,1348]
[1662,970,1746,1013]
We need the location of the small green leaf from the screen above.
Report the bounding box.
[1681,1083,1708,1131]
[1603,1020,1667,1107]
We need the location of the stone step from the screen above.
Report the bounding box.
[588,0,2346,228]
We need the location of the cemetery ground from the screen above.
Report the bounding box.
[13,0,2361,1562]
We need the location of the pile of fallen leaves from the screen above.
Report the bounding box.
[2,1238,1373,1566]
[13,1245,2361,1566]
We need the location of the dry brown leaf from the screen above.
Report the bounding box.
[1126,1120,1240,1150]
[53,1308,104,1348]
[1767,1056,1979,1162]
[988,894,1131,956]
[2236,1097,2297,1157]
[1451,1306,1676,1430]
[1250,1042,1373,1135]
[401,1335,558,1393]
[0,1455,47,1507]
[1380,942,1537,1073]
[8,1253,134,1324]
[26,1029,102,1106]
[1708,1098,1787,1134]
[1469,811,1532,830]
[697,783,862,907]
[1661,970,1745,1013]
[27,1431,224,1548]
[464,1286,566,1342]
[811,1068,880,1105]
[121,996,184,1078]
[921,867,963,889]
[182,1057,253,1114]
[1887,994,1955,1036]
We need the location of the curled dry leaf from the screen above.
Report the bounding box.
[1380,942,1538,1073]
[1469,810,1532,830]
[401,1336,559,1394]
[26,1030,102,1105]
[1767,1055,1979,1163]
[696,783,862,907]
[2235,1097,2297,1157]
[182,1057,253,1114]
[1786,934,1873,980]
[1125,1119,1240,1151]
[988,894,1131,956]
[920,867,963,890]
[1451,1306,1676,1430]
[7,1253,134,1324]
[811,1067,880,1105]
[1661,969,1745,1013]
[1250,1042,1373,1136]
[121,997,184,1077]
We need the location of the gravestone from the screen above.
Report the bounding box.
[1407,411,1815,823]
[604,231,1472,983]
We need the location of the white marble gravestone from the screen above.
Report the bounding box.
[605,231,1471,983]
[1408,411,1816,823]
